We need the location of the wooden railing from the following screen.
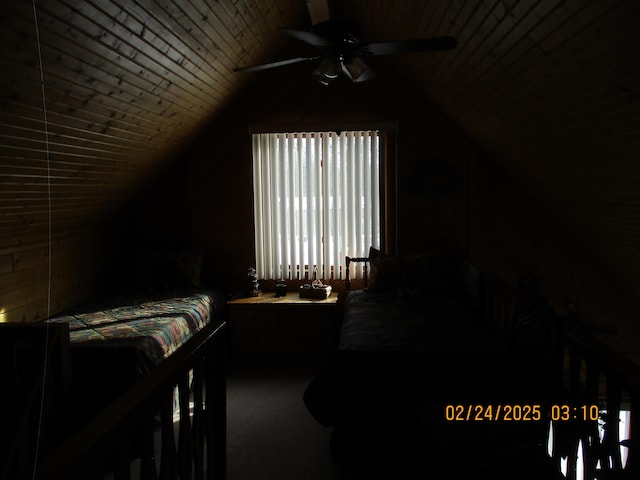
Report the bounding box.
[549,321,639,480]
[35,320,227,480]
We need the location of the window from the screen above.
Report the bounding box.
[252,130,381,280]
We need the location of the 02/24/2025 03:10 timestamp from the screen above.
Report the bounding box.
[444,404,600,422]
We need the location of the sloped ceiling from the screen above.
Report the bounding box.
[1,0,308,240]
[2,0,640,303]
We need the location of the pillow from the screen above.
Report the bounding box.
[365,247,465,299]
[366,247,403,293]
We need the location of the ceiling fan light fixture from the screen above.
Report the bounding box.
[313,57,341,85]
[342,56,374,82]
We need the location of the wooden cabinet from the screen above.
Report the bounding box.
[227,293,338,356]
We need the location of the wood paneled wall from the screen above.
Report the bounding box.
[0,216,124,323]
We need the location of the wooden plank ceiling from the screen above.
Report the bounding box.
[0,0,307,244]
[2,0,640,303]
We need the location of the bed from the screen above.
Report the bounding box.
[46,288,226,424]
[48,290,220,369]
[303,248,519,465]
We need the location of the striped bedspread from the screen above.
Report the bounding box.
[47,291,217,367]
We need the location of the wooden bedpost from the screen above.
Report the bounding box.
[0,323,72,479]
[345,256,370,292]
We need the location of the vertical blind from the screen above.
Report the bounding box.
[252,131,380,280]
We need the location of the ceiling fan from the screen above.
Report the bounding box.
[233,19,457,85]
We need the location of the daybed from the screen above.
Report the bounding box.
[303,249,529,465]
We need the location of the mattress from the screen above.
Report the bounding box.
[339,289,503,355]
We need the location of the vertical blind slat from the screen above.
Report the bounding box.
[323,135,333,279]
[277,134,287,279]
[252,135,264,275]
[340,133,349,277]
[266,134,275,277]
[315,133,323,276]
[372,133,380,248]
[355,132,364,263]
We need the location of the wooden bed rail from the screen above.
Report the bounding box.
[549,321,639,480]
[35,320,227,480]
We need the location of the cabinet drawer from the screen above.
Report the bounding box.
[277,310,332,333]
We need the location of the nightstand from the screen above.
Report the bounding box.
[227,292,338,356]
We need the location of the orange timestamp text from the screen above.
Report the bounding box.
[444,404,600,422]
[445,404,542,422]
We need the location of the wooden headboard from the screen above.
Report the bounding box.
[345,256,370,291]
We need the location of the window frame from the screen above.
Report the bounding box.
[250,122,397,279]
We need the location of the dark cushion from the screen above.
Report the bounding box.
[366,247,403,293]
[367,247,465,301]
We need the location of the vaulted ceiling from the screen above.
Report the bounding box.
[2,0,640,303]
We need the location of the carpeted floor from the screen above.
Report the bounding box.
[99,356,400,480]
[226,357,396,480]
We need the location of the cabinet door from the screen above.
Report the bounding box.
[230,309,278,354]
[230,305,335,355]
[277,309,333,353]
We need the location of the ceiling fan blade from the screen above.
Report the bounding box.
[366,36,457,55]
[234,56,321,73]
[279,28,332,48]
